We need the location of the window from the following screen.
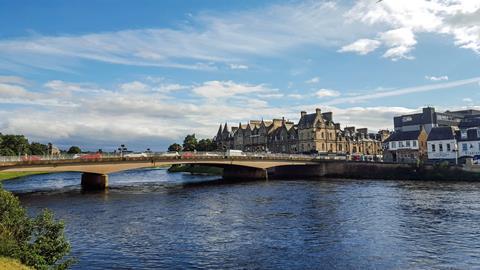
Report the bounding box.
[461,130,467,139]
[439,144,443,152]
[432,144,436,152]
[413,141,417,147]
[391,142,397,148]
[399,141,404,148]
[406,141,411,147]
[462,143,468,151]
[447,143,451,152]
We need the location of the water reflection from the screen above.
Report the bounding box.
[3,170,480,269]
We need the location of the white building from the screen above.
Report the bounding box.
[458,117,480,160]
[427,127,457,162]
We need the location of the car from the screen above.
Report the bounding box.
[124,153,148,158]
[79,153,102,160]
[21,155,41,161]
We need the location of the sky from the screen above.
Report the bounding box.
[0,0,479,151]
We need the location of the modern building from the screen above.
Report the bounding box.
[383,129,428,164]
[457,116,480,160]
[427,126,458,163]
[394,107,480,134]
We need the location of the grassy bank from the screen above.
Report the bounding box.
[0,172,47,181]
[168,164,223,175]
[0,257,32,270]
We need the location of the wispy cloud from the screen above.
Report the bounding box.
[305,77,320,84]
[229,64,249,70]
[326,76,480,105]
[316,88,341,98]
[425,75,449,81]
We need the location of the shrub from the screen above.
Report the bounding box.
[0,187,74,269]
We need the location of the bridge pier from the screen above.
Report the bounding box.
[271,164,327,179]
[223,166,268,180]
[81,173,108,191]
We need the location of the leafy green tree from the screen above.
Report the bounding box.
[67,146,81,154]
[0,135,31,155]
[197,139,216,151]
[182,134,197,151]
[168,143,182,152]
[0,188,73,269]
[29,142,48,156]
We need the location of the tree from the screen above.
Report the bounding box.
[168,143,182,152]
[29,142,48,156]
[0,188,73,269]
[67,146,81,154]
[0,135,31,155]
[182,134,197,151]
[197,139,216,151]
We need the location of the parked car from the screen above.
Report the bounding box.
[79,153,102,160]
[162,152,179,157]
[124,153,148,158]
[181,152,194,158]
[21,155,41,161]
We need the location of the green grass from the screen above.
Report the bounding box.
[0,171,47,181]
[0,257,32,270]
[168,164,223,175]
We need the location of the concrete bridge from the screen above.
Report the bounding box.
[0,153,338,190]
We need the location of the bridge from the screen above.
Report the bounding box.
[0,152,346,190]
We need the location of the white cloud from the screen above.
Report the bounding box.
[0,1,374,72]
[192,80,271,99]
[305,77,320,84]
[425,75,449,81]
[344,1,480,59]
[316,88,341,98]
[327,76,480,105]
[120,81,148,92]
[229,64,249,70]
[338,39,381,55]
[379,28,417,60]
[0,76,29,86]
[288,94,304,99]
[463,97,473,103]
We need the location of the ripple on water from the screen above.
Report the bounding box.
[4,170,480,269]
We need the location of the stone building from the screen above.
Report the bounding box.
[214,108,387,156]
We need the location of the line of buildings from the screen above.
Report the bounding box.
[383,107,480,164]
[214,106,480,165]
[215,108,389,158]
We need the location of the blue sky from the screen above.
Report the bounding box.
[0,0,479,151]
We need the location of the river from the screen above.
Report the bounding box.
[3,169,480,269]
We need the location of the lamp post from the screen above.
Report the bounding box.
[454,143,458,166]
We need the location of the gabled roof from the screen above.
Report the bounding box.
[298,113,320,128]
[427,127,455,141]
[384,130,423,142]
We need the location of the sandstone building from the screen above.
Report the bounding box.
[215,108,388,156]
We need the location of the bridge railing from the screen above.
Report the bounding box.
[0,151,353,166]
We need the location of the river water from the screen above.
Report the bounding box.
[3,169,480,269]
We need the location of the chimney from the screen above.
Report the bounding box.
[301,111,307,117]
[316,108,322,115]
[322,112,333,121]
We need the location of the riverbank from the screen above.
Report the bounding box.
[0,257,32,270]
[167,164,223,175]
[0,172,47,181]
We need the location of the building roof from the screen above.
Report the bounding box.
[459,117,480,128]
[393,108,436,129]
[427,127,455,141]
[384,130,422,142]
[298,113,319,128]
